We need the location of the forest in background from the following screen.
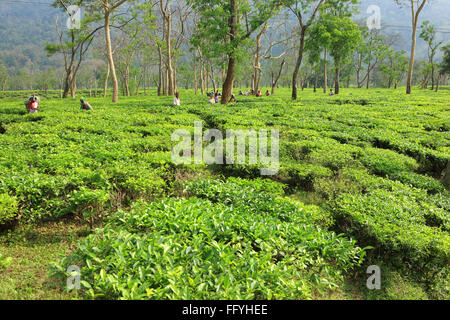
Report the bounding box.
[0,0,448,97]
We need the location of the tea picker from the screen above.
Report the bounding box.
[80,97,93,110]
[24,94,40,114]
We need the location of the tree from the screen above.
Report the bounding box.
[89,0,130,102]
[282,0,326,100]
[327,16,361,94]
[190,0,281,104]
[440,44,450,75]
[169,0,194,94]
[131,3,159,96]
[270,58,286,94]
[435,44,450,92]
[251,17,291,94]
[115,5,146,97]
[307,11,360,94]
[46,0,102,98]
[395,0,427,94]
[251,22,268,93]
[94,29,123,98]
[285,0,358,99]
[379,49,409,89]
[419,20,442,90]
[159,0,176,95]
[305,16,329,93]
[355,27,389,89]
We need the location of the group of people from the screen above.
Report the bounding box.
[24,94,93,113]
[24,88,277,112]
[238,89,271,97]
[169,88,275,106]
[205,91,237,104]
[207,91,221,103]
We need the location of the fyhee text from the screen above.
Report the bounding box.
[182,304,269,317]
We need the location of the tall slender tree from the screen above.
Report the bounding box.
[395,0,427,94]
[282,0,325,100]
[419,20,442,90]
[86,0,130,102]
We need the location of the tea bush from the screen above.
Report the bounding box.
[333,185,449,268]
[51,178,364,299]
[0,193,18,226]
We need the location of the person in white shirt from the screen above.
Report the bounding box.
[173,92,180,106]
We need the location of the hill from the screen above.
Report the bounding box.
[0,0,449,76]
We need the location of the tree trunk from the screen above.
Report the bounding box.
[70,75,77,98]
[60,75,64,98]
[161,0,174,96]
[292,28,306,100]
[200,56,205,95]
[431,55,434,90]
[255,68,262,93]
[314,70,318,92]
[143,66,147,95]
[271,59,285,95]
[125,64,130,97]
[103,59,110,98]
[62,74,71,98]
[221,0,237,105]
[194,58,198,94]
[206,63,209,93]
[210,65,217,93]
[222,57,236,104]
[173,56,178,93]
[435,73,440,92]
[421,73,429,89]
[334,67,340,95]
[323,47,327,93]
[252,23,266,93]
[105,10,119,102]
[158,47,163,96]
[356,53,362,88]
[164,68,168,96]
[406,21,418,94]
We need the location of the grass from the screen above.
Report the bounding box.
[0,221,89,299]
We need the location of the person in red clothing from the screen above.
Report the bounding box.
[80,97,93,110]
[256,90,262,97]
[24,94,39,113]
[29,100,38,113]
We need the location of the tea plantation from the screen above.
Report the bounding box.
[0,88,448,299]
